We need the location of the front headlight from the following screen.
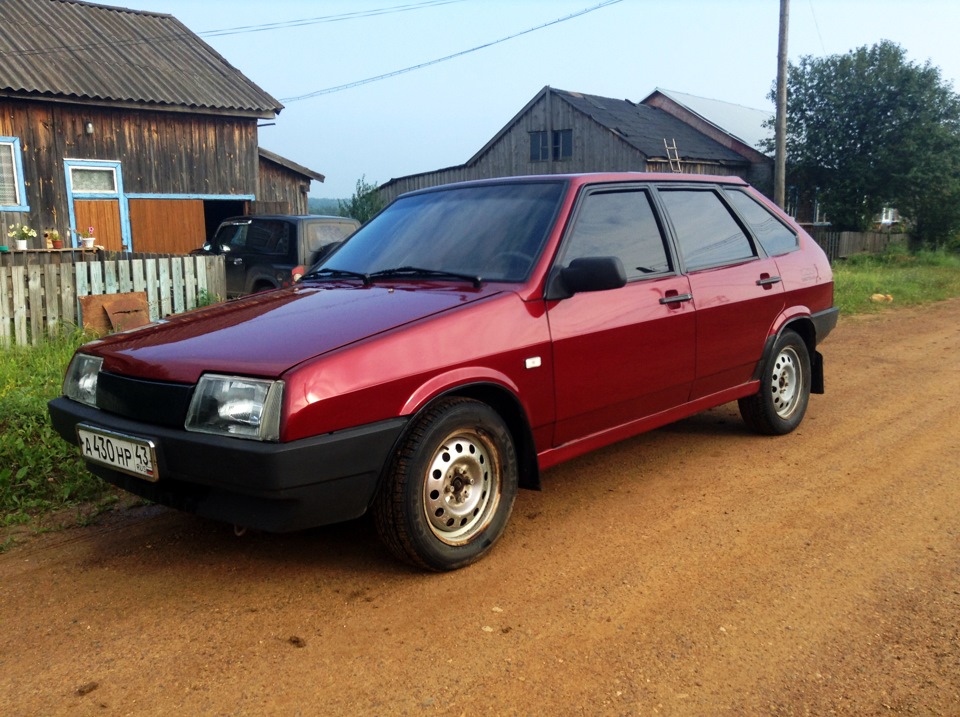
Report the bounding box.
[63,353,104,407]
[185,375,284,442]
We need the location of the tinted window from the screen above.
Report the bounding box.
[325,182,564,282]
[724,189,799,256]
[214,220,291,256]
[562,189,670,280]
[659,189,755,269]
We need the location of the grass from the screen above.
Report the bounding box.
[2,248,959,544]
[832,248,960,315]
[0,329,116,537]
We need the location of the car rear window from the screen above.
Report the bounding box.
[659,189,756,270]
[723,189,799,256]
[215,220,291,256]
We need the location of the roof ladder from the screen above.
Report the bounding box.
[664,138,682,173]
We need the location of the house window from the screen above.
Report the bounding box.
[0,137,29,210]
[530,129,573,162]
[70,166,118,193]
[529,131,549,162]
[552,129,572,160]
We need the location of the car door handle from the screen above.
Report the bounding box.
[659,292,693,305]
[756,275,782,287]
[229,257,243,265]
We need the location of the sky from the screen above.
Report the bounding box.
[100,0,960,198]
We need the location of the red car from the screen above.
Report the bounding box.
[49,173,837,571]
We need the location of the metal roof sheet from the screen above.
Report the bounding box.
[648,88,774,152]
[0,0,282,117]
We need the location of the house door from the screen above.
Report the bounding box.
[65,160,129,250]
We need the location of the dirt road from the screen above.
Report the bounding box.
[2,299,959,717]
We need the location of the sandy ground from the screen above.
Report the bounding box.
[1,299,958,717]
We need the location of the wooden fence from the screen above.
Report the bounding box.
[0,250,225,346]
[811,231,908,262]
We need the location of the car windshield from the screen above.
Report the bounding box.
[316,181,565,283]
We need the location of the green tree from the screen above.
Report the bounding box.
[778,40,960,246]
[338,175,384,224]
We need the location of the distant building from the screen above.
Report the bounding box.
[0,0,323,252]
[379,86,774,204]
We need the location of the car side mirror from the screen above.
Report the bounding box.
[546,256,627,300]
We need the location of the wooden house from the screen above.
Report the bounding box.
[0,0,322,253]
[379,86,773,203]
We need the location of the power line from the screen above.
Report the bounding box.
[807,0,827,54]
[199,0,467,38]
[281,0,624,102]
[0,0,468,59]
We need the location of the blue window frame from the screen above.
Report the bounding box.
[0,137,30,211]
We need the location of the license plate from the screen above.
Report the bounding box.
[76,424,158,482]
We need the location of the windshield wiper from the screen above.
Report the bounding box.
[300,267,371,285]
[366,266,483,288]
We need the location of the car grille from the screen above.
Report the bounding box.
[96,372,194,428]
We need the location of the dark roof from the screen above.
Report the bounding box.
[259,147,325,183]
[553,89,746,164]
[0,0,282,117]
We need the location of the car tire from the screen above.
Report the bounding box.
[739,329,811,436]
[373,397,518,571]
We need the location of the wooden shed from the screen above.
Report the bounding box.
[380,86,772,204]
[0,0,323,253]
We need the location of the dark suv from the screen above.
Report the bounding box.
[50,173,837,571]
[198,215,360,298]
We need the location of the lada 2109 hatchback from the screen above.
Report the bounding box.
[49,173,838,571]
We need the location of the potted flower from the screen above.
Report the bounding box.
[74,226,96,249]
[7,223,37,251]
[48,229,63,249]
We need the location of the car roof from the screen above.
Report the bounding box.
[399,172,750,198]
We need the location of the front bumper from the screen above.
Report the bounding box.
[48,397,408,532]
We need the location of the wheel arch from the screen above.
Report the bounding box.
[758,313,823,394]
[397,382,541,492]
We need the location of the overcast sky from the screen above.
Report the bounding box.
[101,0,960,198]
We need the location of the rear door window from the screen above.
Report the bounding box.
[561,188,671,280]
[723,189,799,256]
[658,189,756,270]
[215,220,291,256]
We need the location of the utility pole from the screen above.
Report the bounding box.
[774,0,789,208]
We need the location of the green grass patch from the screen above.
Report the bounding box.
[0,330,115,533]
[833,248,960,315]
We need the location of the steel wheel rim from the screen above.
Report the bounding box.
[423,429,500,545]
[771,346,802,418]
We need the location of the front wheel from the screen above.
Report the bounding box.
[373,398,518,571]
[739,330,811,435]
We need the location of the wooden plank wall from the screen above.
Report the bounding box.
[256,159,304,215]
[0,253,225,346]
[0,98,258,245]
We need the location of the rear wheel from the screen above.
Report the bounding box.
[374,398,518,571]
[739,330,811,435]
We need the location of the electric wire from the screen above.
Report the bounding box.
[281,0,624,102]
[0,0,468,58]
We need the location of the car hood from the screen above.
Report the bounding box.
[88,283,504,383]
